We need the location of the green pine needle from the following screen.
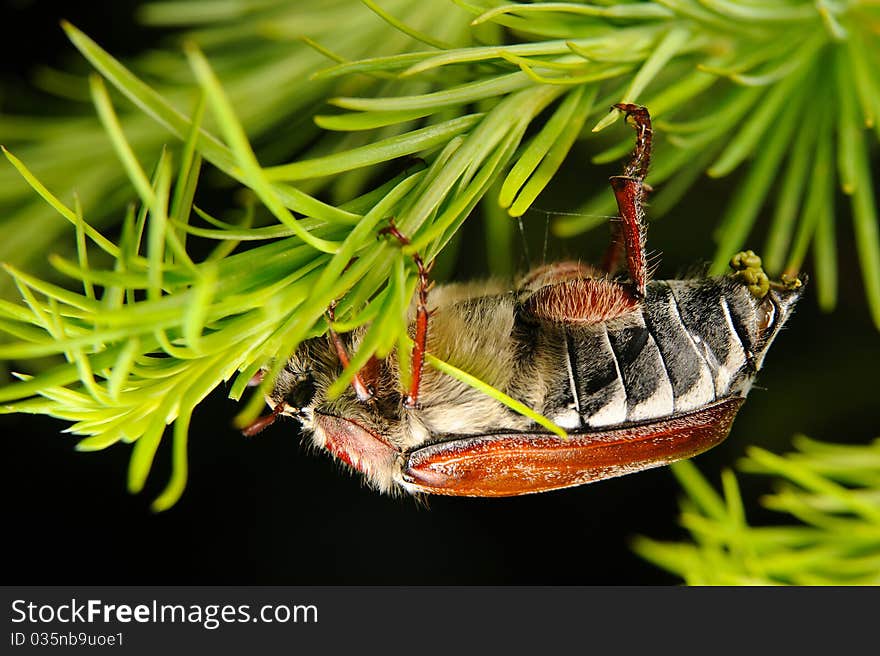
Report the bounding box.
[634,437,880,585]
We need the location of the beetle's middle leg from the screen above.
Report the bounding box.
[608,102,652,298]
[327,302,376,403]
[379,220,432,409]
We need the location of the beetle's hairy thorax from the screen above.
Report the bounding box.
[272,275,791,493]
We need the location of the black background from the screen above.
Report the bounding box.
[1,0,877,586]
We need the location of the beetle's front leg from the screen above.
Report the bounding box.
[379,220,432,409]
[609,103,653,298]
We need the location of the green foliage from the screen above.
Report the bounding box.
[0,0,878,530]
[634,438,880,585]
[5,1,880,315]
[1,0,468,294]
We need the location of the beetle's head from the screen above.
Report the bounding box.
[270,368,318,416]
[243,335,393,437]
[267,337,340,418]
[239,339,329,437]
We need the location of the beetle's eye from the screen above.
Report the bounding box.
[288,373,316,410]
[756,297,777,334]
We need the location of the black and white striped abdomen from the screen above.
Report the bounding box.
[545,277,759,430]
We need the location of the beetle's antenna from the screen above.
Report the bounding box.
[241,402,284,437]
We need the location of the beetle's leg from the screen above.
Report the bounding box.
[616,103,652,179]
[517,105,654,325]
[601,221,624,275]
[379,220,431,410]
[608,103,653,298]
[327,302,375,403]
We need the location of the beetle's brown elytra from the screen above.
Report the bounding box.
[245,104,804,496]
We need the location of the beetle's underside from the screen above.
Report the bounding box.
[248,105,803,497]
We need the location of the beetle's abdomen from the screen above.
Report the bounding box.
[548,278,756,430]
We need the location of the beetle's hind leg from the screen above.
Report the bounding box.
[609,103,653,298]
[517,105,655,326]
[600,220,624,276]
[379,219,432,410]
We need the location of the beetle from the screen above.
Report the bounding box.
[245,104,803,496]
